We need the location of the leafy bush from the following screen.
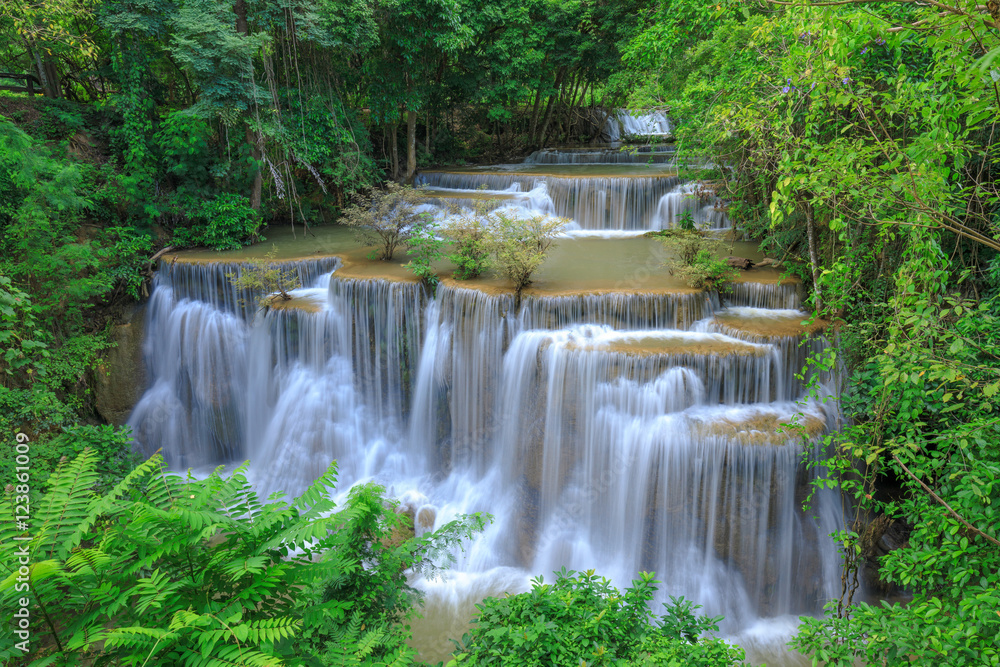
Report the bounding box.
[153,111,216,193]
[405,220,447,290]
[654,230,738,290]
[36,100,86,141]
[484,212,566,305]
[449,569,745,667]
[626,633,746,666]
[0,450,488,666]
[0,424,138,496]
[341,183,427,260]
[0,275,47,380]
[442,209,493,280]
[677,209,696,231]
[200,192,262,250]
[98,226,154,299]
[172,192,262,250]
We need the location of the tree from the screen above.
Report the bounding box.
[484,211,566,306]
[226,249,302,313]
[341,183,428,260]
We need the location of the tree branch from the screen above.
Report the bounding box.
[891,450,1000,547]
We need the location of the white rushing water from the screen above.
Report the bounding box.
[605,109,673,142]
[130,254,844,665]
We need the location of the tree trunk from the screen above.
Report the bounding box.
[804,202,824,314]
[391,121,400,180]
[538,67,566,147]
[42,54,61,98]
[425,111,431,154]
[25,39,51,98]
[528,84,543,143]
[405,109,417,184]
[234,0,262,210]
[247,126,262,210]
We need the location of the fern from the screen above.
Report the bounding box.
[0,451,483,666]
[33,448,101,560]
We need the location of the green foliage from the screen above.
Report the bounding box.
[0,117,101,332]
[484,211,566,303]
[449,568,745,667]
[677,209,695,231]
[341,184,428,261]
[0,451,488,666]
[36,99,86,141]
[441,204,494,280]
[153,111,217,193]
[200,193,262,250]
[626,632,745,667]
[0,275,48,381]
[654,230,738,290]
[226,249,303,312]
[404,221,447,290]
[0,424,138,497]
[99,226,154,299]
[173,193,262,251]
[793,231,1000,665]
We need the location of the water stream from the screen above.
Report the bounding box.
[129,141,843,665]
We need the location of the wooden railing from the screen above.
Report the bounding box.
[0,73,42,96]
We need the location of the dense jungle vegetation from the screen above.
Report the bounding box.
[1,0,999,664]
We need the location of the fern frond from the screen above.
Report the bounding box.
[66,454,167,552]
[34,448,100,560]
[292,460,339,514]
[354,627,386,659]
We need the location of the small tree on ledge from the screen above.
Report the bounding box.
[226,249,302,313]
[341,182,428,260]
[486,211,567,308]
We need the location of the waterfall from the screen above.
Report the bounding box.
[651,182,731,230]
[131,239,841,663]
[417,171,680,230]
[419,184,557,218]
[605,110,673,142]
[525,146,676,165]
[128,258,340,470]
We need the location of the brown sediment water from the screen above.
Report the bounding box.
[330,247,422,283]
[695,411,827,445]
[590,334,769,357]
[421,164,678,178]
[266,292,326,314]
[162,224,359,264]
[166,227,796,296]
[165,227,803,301]
[714,311,827,340]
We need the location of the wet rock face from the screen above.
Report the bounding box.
[93,304,147,425]
[858,516,912,597]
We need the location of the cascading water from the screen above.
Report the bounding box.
[417,170,680,230]
[651,182,732,230]
[525,145,676,165]
[131,146,844,666]
[604,109,673,142]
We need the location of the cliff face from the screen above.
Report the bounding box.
[92,303,147,426]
